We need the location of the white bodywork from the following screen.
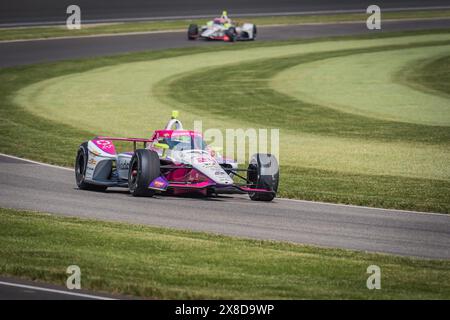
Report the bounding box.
[117,153,132,180]
[199,21,256,40]
[170,150,234,185]
[86,140,115,180]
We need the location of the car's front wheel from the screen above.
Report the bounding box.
[75,142,107,191]
[128,149,160,197]
[188,24,199,40]
[247,153,279,201]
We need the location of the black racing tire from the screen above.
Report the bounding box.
[225,27,237,42]
[188,24,199,40]
[75,142,108,191]
[128,149,160,197]
[247,153,279,201]
[252,24,257,40]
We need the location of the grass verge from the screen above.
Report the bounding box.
[1,10,450,41]
[0,208,449,299]
[282,166,450,213]
[399,54,450,99]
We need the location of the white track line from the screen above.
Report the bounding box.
[1,152,446,216]
[0,280,116,300]
[1,6,450,28]
[0,153,72,171]
[0,29,185,44]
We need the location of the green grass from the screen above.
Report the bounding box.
[399,54,450,99]
[272,45,450,126]
[0,208,449,299]
[1,10,449,41]
[2,30,450,212]
[282,166,450,213]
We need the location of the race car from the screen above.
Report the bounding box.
[75,111,279,201]
[187,11,257,42]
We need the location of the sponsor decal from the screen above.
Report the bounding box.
[92,139,116,155]
[196,157,209,163]
[153,180,165,188]
[118,160,129,170]
[201,163,215,169]
[149,176,169,191]
[96,140,113,149]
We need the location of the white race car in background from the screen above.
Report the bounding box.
[187,11,257,42]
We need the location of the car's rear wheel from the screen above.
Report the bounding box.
[75,142,108,191]
[128,149,160,197]
[252,24,257,40]
[247,153,279,201]
[188,24,199,40]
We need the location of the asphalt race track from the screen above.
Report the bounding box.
[2,19,450,68]
[2,0,450,26]
[1,155,449,259]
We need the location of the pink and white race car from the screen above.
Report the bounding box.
[75,112,279,201]
[187,11,257,42]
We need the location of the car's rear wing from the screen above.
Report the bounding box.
[95,136,153,151]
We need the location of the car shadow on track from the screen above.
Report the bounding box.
[74,187,236,202]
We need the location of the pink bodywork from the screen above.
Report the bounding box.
[150,130,202,141]
[92,139,116,155]
[92,134,273,195]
